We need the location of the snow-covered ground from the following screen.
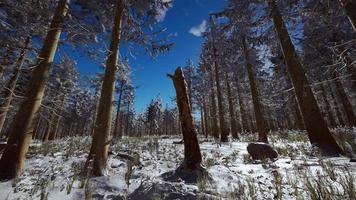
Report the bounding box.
[0,132,355,200]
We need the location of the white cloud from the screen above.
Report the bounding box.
[189,20,207,37]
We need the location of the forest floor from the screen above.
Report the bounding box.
[0,129,355,200]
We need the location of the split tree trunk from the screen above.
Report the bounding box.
[340,0,356,32]
[90,0,124,176]
[0,37,30,136]
[168,67,202,170]
[0,0,70,180]
[241,35,269,143]
[267,0,343,155]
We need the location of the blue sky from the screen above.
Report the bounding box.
[66,0,227,113]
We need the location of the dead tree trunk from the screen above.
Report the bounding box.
[268,0,343,155]
[168,67,202,170]
[241,35,269,143]
[0,36,30,136]
[91,0,124,176]
[0,0,69,181]
[340,0,356,32]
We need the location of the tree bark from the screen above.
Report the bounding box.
[320,83,338,127]
[209,70,219,139]
[42,112,54,142]
[0,36,30,136]
[168,67,202,170]
[234,76,249,132]
[340,0,356,32]
[225,71,238,139]
[203,99,210,137]
[267,0,343,155]
[91,0,124,176]
[211,42,228,142]
[328,83,346,126]
[333,75,356,126]
[241,35,269,143]
[0,0,69,180]
[113,82,125,138]
[48,94,67,140]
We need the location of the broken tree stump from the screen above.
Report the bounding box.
[164,67,208,183]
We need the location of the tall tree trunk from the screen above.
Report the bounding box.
[241,35,269,143]
[0,66,3,81]
[235,76,249,132]
[200,106,205,136]
[328,83,346,126]
[341,53,356,92]
[212,44,228,142]
[209,70,219,139]
[124,103,131,136]
[285,72,305,130]
[320,83,338,127]
[203,99,210,137]
[340,0,356,32]
[42,112,55,142]
[168,67,202,170]
[91,0,124,176]
[48,94,67,141]
[225,71,238,139]
[267,0,343,155]
[113,82,124,138]
[0,0,69,180]
[333,75,356,126]
[0,37,30,136]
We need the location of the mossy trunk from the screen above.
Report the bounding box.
[241,35,269,143]
[0,0,69,180]
[91,0,124,176]
[168,67,202,170]
[268,0,343,155]
[0,37,30,136]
